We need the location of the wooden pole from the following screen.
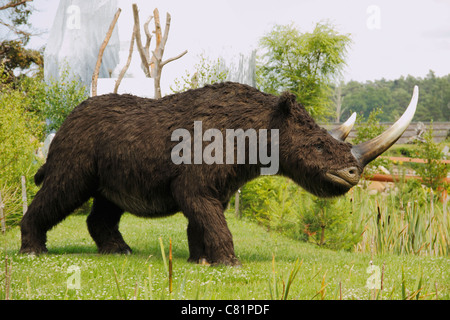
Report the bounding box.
[114,23,136,93]
[5,253,9,300]
[21,176,27,216]
[443,190,448,230]
[235,189,240,219]
[91,8,121,96]
[430,188,434,256]
[0,191,5,234]
[169,237,173,294]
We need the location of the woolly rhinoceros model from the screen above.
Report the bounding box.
[20,82,418,265]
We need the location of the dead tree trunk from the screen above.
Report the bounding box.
[91,8,121,96]
[114,18,137,93]
[132,4,187,99]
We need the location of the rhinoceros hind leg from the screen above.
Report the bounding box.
[20,189,90,254]
[87,196,132,254]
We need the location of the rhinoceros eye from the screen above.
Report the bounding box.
[315,144,324,152]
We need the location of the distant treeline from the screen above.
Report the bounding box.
[335,70,450,122]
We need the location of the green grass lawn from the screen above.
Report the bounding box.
[1,211,448,300]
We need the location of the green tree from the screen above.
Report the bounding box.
[414,125,448,193]
[0,40,43,80]
[257,22,351,121]
[299,196,361,251]
[339,72,450,122]
[0,78,42,186]
[0,65,43,226]
[353,108,391,181]
[0,0,42,81]
[0,64,89,226]
[19,66,89,134]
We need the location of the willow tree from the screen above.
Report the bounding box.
[257,22,351,121]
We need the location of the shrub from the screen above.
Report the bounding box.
[0,70,43,226]
[298,195,362,251]
[239,176,362,251]
[239,176,301,237]
[171,54,228,93]
[19,67,88,134]
[0,66,88,226]
[413,125,448,193]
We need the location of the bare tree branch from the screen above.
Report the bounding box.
[0,20,32,38]
[160,12,171,57]
[161,50,188,68]
[131,4,187,98]
[132,3,151,77]
[153,8,162,50]
[0,0,32,11]
[91,8,121,96]
[114,26,136,93]
[143,15,153,65]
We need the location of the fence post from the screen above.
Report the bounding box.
[22,176,28,216]
[443,190,448,231]
[235,189,240,219]
[0,191,5,234]
[429,188,434,256]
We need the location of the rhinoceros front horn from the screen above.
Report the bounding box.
[330,112,357,141]
[352,86,419,167]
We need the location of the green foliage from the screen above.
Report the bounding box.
[0,67,43,226]
[413,125,448,192]
[170,54,228,93]
[239,176,361,251]
[0,65,88,226]
[19,67,89,134]
[352,108,392,180]
[0,0,38,80]
[339,72,450,122]
[0,40,43,81]
[257,22,351,121]
[299,196,362,251]
[354,185,449,256]
[240,176,300,236]
[352,108,385,144]
[0,67,42,183]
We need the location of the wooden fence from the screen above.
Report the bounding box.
[368,157,449,203]
[369,156,449,183]
[324,122,449,144]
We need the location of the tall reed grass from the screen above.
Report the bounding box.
[352,184,449,256]
[240,170,449,257]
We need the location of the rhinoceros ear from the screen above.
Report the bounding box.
[276,92,297,115]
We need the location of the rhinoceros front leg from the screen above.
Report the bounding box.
[171,181,240,266]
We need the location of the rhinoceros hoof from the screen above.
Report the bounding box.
[98,243,132,255]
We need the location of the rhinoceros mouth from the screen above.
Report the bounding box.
[325,167,361,188]
[326,173,354,188]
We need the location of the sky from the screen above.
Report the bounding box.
[26,0,450,94]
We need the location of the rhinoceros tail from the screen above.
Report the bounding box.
[34,164,46,186]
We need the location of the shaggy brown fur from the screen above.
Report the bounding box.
[20,82,362,265]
